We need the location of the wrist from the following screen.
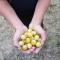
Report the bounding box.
[29,22,39,28]
[29,23,43,31]
[31,19,43,26]
[29,22,44,29]
[30,20,42,26]
[15,24,25,30]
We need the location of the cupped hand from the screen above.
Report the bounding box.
[29,24,46,54]
[13,25,27,48]
[13,25,35,54]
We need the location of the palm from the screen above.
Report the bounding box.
[13,26,35,54]
[13,26,27,48]
[29,24,46,54]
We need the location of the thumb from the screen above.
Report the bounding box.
[13,29,23,48]
[13,26,28,48]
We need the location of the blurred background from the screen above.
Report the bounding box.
[0,0,60,60]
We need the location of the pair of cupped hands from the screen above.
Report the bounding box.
[13,23,46,54]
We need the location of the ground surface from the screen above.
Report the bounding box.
[0,0,60,60]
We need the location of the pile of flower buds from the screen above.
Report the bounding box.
[19,28,42,51]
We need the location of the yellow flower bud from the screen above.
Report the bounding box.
[31,40,36,46]
[34,35,39,40]
[22,39,26,43]
[36,42,41,48]
[21,35,26,40]
[32,31,36,35]
[24,32,28,37]
[26,38,31,43]
[27,32,32,37]
[28,28,32,32]
[27,43,32,49]
[19,41,24,46]
[22,45,28,51]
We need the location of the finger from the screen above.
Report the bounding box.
[22,49,31,54]
[13,30,22,48]
[30,46,36,52]
[33,47,42,54]
[40,31,46,45]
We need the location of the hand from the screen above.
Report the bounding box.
[13,25,35,54]
[29,23,46,54]
[13,25,27,47]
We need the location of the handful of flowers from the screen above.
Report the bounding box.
[19,28,42,51]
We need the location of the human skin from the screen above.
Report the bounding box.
[0,0,51,54]
[29,0,51,54]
